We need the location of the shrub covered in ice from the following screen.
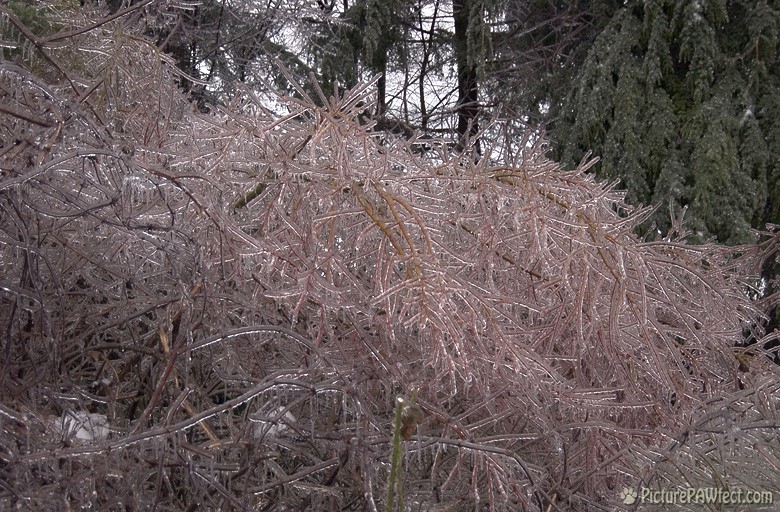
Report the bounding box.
[1,6,778,512]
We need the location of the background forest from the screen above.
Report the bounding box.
[1,0,779,510]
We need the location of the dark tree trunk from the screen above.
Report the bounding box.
[452,0,480,153]
[374,41,388,117]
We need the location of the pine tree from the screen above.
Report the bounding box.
[453,0,482,151]
[308,0,408,114]
[550,0,780,245]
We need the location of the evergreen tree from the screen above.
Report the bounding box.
[453,0,483,151]
[307,0,501,147]
[487,0,605,127]
[549,0,780,245]
[308,0,408,114]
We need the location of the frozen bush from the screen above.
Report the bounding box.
[1,5,778,511]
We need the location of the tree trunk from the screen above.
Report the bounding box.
[452,0,480,153]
